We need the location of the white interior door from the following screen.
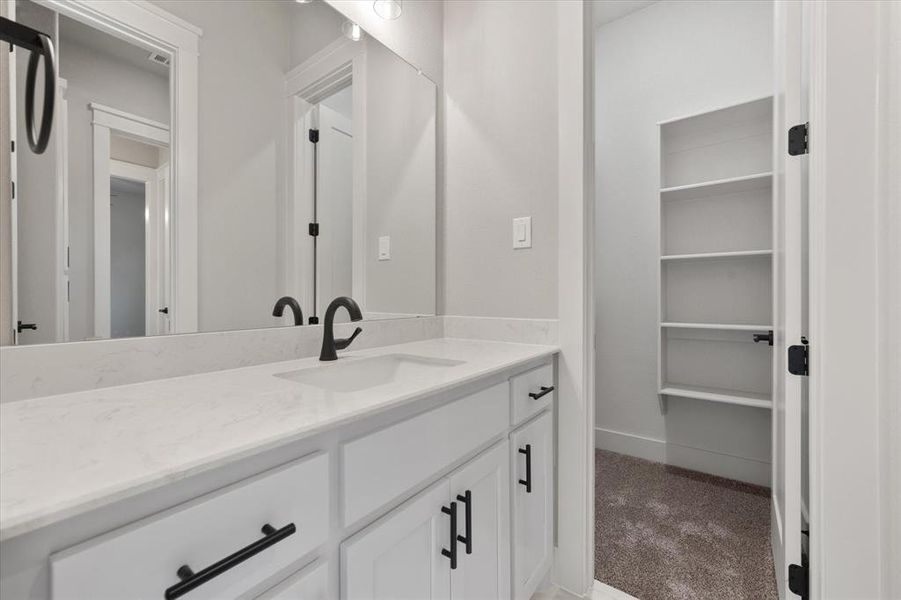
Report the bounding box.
[316,103,354,312]
[772,1,808,597]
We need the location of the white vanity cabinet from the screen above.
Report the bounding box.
[511,411,554,600]
[8,353,556,600]
[342,441,510,600]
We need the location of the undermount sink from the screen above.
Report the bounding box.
[274,354,466,393]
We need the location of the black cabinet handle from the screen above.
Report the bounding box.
[441,502,458,569]
[518,444,532,493]
[164,523,295,600]
[528,386,554,400]
[456,490,472,555]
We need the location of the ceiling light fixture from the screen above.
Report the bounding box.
[342,20,362,42]
[373,0,402,20]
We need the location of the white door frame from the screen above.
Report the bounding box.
[556,1,595,596]
[55,77,69,343]
[109,159,165,337]
[284,37,367,317]
[4,0,19,344]
[34,0,200,336]
[91,103,169,339]
[805,1,899,598]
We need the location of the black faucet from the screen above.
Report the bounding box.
[320,296,363,361]
[272,296,304,326]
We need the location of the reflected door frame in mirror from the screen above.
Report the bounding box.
[33,0,200,335]
[284,37,368,321]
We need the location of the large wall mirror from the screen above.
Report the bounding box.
[3,0,436,346]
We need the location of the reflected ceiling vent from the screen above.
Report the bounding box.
[148,52,171,67]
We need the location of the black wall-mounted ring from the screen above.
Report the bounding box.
[25,32,55,154]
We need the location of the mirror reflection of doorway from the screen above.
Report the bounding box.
[107,141,171,339]
[109,177,145,339]
[316,84,354,322]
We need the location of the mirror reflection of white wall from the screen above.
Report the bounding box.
[4,0,437,346]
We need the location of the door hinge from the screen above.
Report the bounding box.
[788,336,809,376]
[788,122,809,156]
[10,180,14,199]
[308,128,319,144]
[10,139,14,153]
[308,222,319,237]
[788,563,809,599]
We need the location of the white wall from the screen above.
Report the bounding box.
[594,0,774,483]
[364,40,436,315]
[13,1,58,345]
[443,0,559,319]
[149,1,293,333]
[109,184,146,339]
[326,0,443,82]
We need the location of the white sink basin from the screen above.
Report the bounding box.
[274,354,466,393]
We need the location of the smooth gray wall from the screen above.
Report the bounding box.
[594,0,774,482]
[13,1,58,344]
[60,34,169,342]
[109,184,146,339]
[443,0,559,319]
[151,1,292,334]
[364,40,436,315]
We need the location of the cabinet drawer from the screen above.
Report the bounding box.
[51,453,329,600]
[342,381,509,525]
[511,363,555,425]
[256,561,329,600]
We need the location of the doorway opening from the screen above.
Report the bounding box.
[591,2,808,599]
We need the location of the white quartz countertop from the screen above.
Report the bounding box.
[0,338,557,541]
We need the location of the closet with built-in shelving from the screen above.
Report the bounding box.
[657,97,774,412]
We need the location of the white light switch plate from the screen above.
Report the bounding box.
[378,236,391,260]
[513,217,532,249]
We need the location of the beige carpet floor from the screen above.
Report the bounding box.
[595,449,778,600]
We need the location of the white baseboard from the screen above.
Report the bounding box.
[594,426,771,487]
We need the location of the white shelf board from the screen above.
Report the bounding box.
[661,249,773,261]
[661,322,772,331]
[659,384,772,409]
[660,172,772,202]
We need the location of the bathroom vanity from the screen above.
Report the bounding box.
[0,339,558,600]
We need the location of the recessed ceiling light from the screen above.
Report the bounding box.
[373,0,402,20]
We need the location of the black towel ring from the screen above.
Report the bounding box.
[25,32,55,154]
[0,17,57,155]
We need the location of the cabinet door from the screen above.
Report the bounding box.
[342,480,452,600]
[256,561,328,600]
[448,441,511,600]
[511,411,554,600]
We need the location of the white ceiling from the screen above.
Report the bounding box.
[592,0,659,27]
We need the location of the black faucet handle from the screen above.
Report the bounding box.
[334,327,363,351]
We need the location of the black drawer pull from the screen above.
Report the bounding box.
[519,444,532,493]
[164,522,296,600]
[441,502,458,569]
[456,490,473,554]
[528,386,554,400]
